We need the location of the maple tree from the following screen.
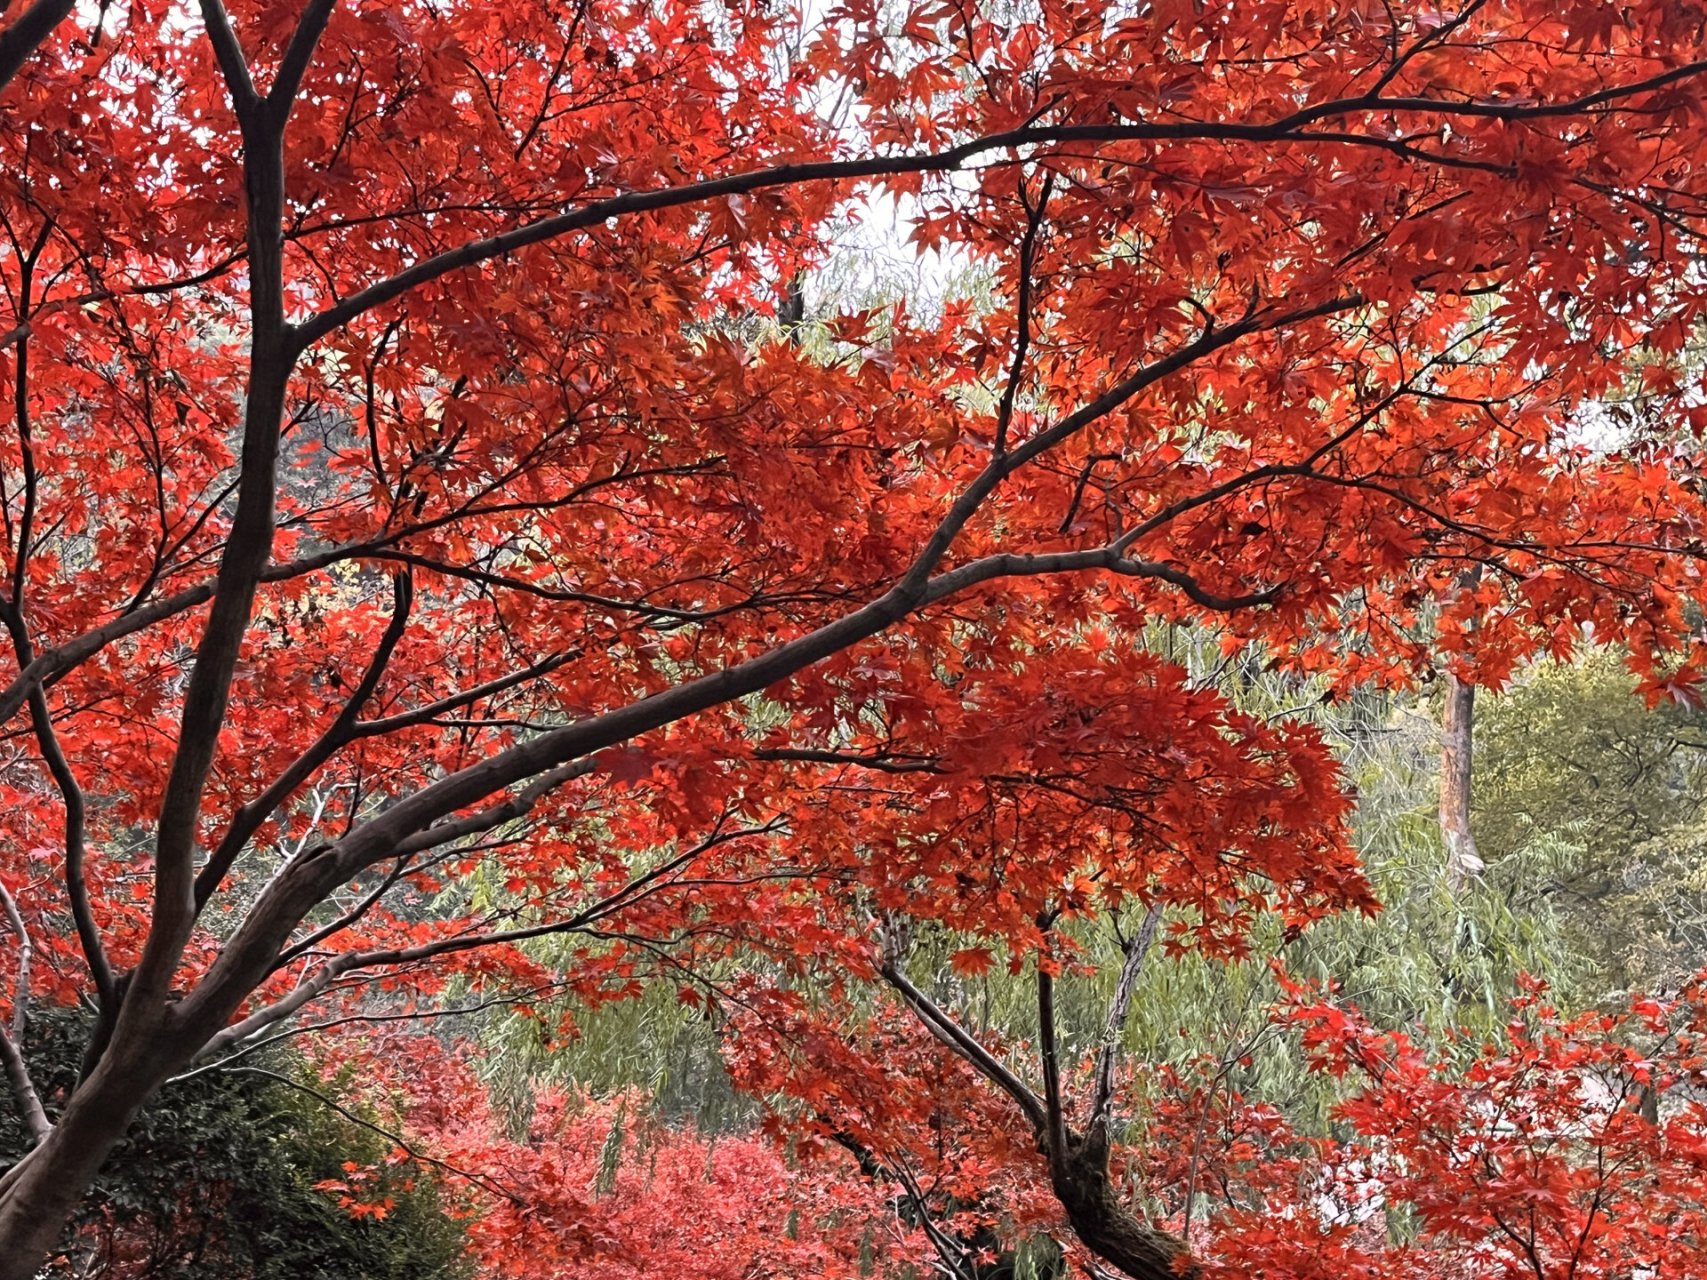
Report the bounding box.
[1168,971,1707,1280]
[1,0,1707,1274]
[712,960,1707,1280]
[324,1040,932,1279]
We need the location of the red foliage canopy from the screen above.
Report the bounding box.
[0,0,1704,1273]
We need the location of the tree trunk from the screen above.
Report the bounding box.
[1049,1126,1196,1280]
[1440,670,1484,891]
[0,1022,175,1280]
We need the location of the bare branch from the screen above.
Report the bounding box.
[0,603,115,1009]
[752,747,944,774]
[137,0,298,1007]
[993,171,1052,456]
[919,545,1282,612]
[205,817,780,1056]
[387,758,596,859]
[1090,904,1163,1127]
[352,648,578,737]
[269,843,477,969]
[889,1152,979,1280]
[879,961,1047,1134]
[0,1023,47,1146]
[175,980,574,1080]
[0,881,29,1043]
[196,0,259,111]
[221,1066,519,1204]
[1036,959,1070,1159]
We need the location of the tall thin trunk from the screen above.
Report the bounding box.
[1440,670,1484,890]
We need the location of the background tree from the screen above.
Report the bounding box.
[1471,649,1707,993]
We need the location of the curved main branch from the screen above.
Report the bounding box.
[182,293,1358,1044]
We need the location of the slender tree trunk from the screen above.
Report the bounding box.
[0,27,318,1277]
[1440,670,1484,890]
[1440,562,1485,892]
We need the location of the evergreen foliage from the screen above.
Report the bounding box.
[0,1012,468,1279]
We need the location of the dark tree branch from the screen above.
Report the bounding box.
[0,881,28,1044]
[884,950,1197,1280]
[268,842,479,971]
[0,0,74,94]
[386,758,597,860]
[293,56,1707,348]
[182,294,1358,1046]
[352,648,578,737]
[264,0,339,127]
[175,979,575,1080]
[993,170,1052,456]
[878,960,1048,1133]
[0,600,115,1009]
[1036,958,1070,1161]
[196,0,259,111]
[20,681,110,1006]
[0,1022,46,1146]
[752,747,944,774]
[135,0,298,1011]
[194,572,414,910]
[207,817,780,1054]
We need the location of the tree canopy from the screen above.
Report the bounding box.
[2,0,1707,1276]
